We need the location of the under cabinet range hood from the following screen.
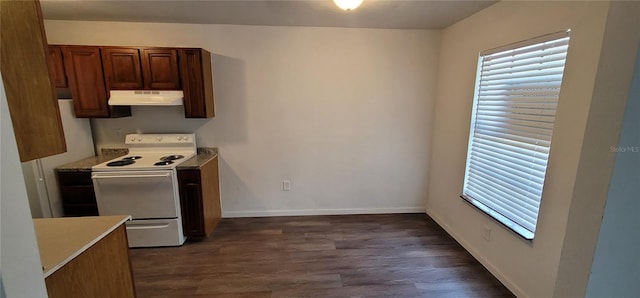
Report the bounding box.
[108,90,184,106]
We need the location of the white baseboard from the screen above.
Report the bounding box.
[426,209,526,297]
[222,207,426,218]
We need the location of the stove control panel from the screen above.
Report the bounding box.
[125,134,195,145]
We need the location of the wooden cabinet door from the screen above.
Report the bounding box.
[1,0,66,161]
[101,47,143,90]
[178,169,206,237]
[48,46,67,88]
[179,49,215,118]
[61,46,111,118]
[141,48,180,90]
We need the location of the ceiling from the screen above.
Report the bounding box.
[40,0,498,30]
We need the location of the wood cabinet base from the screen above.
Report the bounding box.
[178,155,221,238]
[44,225,136,298]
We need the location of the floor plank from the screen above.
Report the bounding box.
[130,213,514,297]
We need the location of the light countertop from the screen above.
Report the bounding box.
[33,215,131,278]
[55,147,217,172]
[177,151,217,169]
[55,154,125,172]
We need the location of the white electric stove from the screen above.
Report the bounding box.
[93,133,196,171]
[91,133,196,248]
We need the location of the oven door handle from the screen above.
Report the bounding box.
[92,173,171,179]
[126,223,171,229]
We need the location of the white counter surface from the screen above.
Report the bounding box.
[33,215,131,278]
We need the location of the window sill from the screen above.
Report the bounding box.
[460,195,534,241]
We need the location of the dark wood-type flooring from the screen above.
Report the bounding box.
[129,213,514,297]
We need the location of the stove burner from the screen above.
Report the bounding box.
[154,160,174,166]
[160,155,184,162]
[122,156,143,160]
[106,160,135,167]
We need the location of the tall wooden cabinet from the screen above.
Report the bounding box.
[180,49,215,118]
[60,46,131,118]
[1,0,66,162]
[178,155,221,238]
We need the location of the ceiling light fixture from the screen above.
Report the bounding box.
[333,0,363,11]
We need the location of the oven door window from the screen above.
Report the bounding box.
[92,170,180,219]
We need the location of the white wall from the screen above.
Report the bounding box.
[586,3,640,297]
[1,74,48,297]
[45,21,440,217]
[584,7,640,298]
[553,2,640,296]
[426,1,612,297]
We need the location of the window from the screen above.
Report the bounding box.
[462,31,570,240]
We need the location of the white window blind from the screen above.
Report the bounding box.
[462,31,570,240]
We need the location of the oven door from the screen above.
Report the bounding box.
[92,170,180,219]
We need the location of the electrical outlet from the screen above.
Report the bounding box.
[282,180,291,191]
[483,225,491,241]
[113,128,123,138]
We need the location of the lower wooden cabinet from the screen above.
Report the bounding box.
[56,170,99,216]
[44,224,136,298]
[178,155,221,238]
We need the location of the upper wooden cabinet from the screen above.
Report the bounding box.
[47,46,68,88]
[1,0,67,162]
[101,47,144,90]
[47,44,214,119]
[141,48,181,90]
[102,47,181,91]
[180,49,215,118]
[61,46,131,118]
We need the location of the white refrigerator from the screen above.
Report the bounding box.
[21,99,96,218]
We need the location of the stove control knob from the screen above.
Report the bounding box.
[156,136,163,141]
[129,136,136,142]
[183,136,189,141]
[136,137,142,142]
[177,136,183,141]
